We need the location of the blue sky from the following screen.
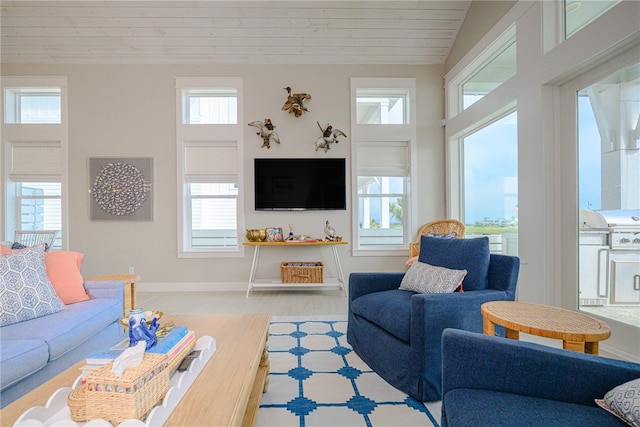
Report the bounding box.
[578,95,602,210]
[463,111,518,224]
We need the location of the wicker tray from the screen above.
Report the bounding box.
[85,353,169,425]
[281,261,324,283]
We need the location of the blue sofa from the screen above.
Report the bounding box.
[347,242,520,402]
[441,329,640,427]
[0,280,125,408]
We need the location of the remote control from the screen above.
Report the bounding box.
[177,350,201,372]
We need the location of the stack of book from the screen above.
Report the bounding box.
[81,326,196,378]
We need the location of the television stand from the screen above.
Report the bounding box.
[243,241,348,297]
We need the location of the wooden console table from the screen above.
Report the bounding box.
[86,274,140,316]
[243,241,348,297]
[481,301,611,355]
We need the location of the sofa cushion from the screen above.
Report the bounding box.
[0,245,65,327]
[350,289,414,343]
[418,235,490,291]
[44,251,90,305]
[399,261,466,294]
[597,378,640,426]
[444,388,628,427]
[0,297,121,360]
[0,339,49,391]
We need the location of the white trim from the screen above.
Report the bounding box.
[350,77,417,254]
[1,76,68,249]
[175,77,244,256]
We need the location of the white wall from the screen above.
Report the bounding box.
[0,63,446,286]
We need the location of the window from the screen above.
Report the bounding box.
[15,182,62,248]
[565,0,620,39]
[461,112,519,254]
[182,140,240,251]
[2,77,67,248]
[176,78,243,256]
[187,183,238,249]
[356,89,408,124]
[4,87,61,124]
[577,62,639,326]
[447,25,516,116]
[182,88,237,124]
[462,42,516,109]
[351,78,416,254]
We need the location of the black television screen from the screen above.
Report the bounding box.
[255,158,346,210]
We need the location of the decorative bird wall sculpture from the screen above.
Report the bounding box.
[282,86,311,117]
[248,118,280,149]
[315,122,347,153]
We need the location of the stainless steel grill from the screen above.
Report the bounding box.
[580,209,640,250]
[579,209,640,306]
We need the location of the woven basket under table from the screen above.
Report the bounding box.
[85,353,169,425]
[281,261,324,283]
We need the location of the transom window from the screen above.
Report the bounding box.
[356,89,409,124]
[463,41,516,110]
[182,88,237,124]
[4,87,61,124]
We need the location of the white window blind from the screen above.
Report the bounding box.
[183,142,237,182]
[357,141,409,177]
[9,142,61,179]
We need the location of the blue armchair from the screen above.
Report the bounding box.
[347,236,520,402]
[441,328,640,426]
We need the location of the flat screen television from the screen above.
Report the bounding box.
[254,158,346,210]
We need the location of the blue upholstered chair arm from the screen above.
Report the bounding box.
[412,290,512,365]
[442,329,640,407]
[84,280,124,302]
[348,272,405,302]
[487,254,519,296]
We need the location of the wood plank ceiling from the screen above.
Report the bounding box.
[0,1,471,65]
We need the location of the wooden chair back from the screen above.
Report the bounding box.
[409,219,465,257]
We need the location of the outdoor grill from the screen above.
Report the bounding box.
[579,209,640,305]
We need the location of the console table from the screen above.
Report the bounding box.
[243,241,348,297]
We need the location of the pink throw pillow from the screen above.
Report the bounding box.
[43,251,90,304]
[0,245,13,255]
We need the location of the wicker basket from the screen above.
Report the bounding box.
[281,261,324,283]
[85,353,169,425]
[67,383,88,422]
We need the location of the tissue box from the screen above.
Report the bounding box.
[85,353,169,424]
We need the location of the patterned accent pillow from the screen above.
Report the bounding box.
[399,261,467,294]
[596,378,640,426]
[0,245,65,326]
[426,231,457,238]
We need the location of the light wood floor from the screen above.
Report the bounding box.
[137,289,348,316]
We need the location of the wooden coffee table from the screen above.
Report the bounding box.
[481,301,611,355]
[2,314,271,426]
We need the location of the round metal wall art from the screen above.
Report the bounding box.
[92,162,148,216]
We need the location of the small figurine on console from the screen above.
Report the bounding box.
[324,220,342,241]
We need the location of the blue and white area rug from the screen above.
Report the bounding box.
[256,316,441,427]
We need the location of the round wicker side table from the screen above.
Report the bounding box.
[481,301,611,355]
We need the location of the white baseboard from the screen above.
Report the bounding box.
[599,343,640,363]
[137,282,248,292]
